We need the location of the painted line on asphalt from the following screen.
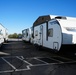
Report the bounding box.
[34,57,49,64]
[15,65,30,71]
[0,56,31,73]
[0,70,14,73]
[16,56,33,66]
[2,57,16,70]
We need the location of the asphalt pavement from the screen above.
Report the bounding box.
[0,39,76,75]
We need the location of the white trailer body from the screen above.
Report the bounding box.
[22,28,31,42]
[22,29,25,41]
[58,18,76,45]
[0,24,4,45]
[33,15,76,51]
[33,19,62,51]
[0,31,4,45]
[5,28,8,42]
[0,23,8,42]
[2,28,8,42]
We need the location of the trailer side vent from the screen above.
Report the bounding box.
[55,16,67,19]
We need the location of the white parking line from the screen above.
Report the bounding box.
[20,56,25,59]
[48,57,63,63]
[34,57,49,64]
[1,56,60,73]
[0,56,31,73]
[2,57,16,70]
[0,70,14,73]
[16,65,30,71]
[16,56,33,66]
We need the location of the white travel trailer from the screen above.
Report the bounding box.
[0,23,8,46]
[22,28,31,42]
[30,27,34,44]
[22,29,25,41]
[0,23,8,42]
[5,28,8,42]
[0,29,4,46]
[2,28,8,42]
[33,15,76,52]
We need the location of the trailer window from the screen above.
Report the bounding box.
[0,31,1,35]
[0,32,3,35]
[26,29,29,37]
[0,30,2,35]
[26,32,28,37]
[48,28,53,37]
[22,30,26,35]
[35,30,38,36]
[50,20,59,25]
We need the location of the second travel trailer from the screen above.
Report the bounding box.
[22,28,31,43]
[33,15,76,52]
[22,27,34,44]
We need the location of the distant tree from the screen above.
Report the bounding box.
[8,34,13,38]
[8,33,22,38]
[13,33,18,38]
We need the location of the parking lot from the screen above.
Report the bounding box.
[0,39,76,75]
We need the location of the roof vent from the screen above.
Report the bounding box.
[55,16,67,19]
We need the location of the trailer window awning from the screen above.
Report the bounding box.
[33,15,51,27]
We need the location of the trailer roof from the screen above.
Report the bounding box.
[33,15,67,27]
[33,14,76,27]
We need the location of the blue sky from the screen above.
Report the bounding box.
[0,0,76,34]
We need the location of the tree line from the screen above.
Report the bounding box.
[8,33,22,38]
